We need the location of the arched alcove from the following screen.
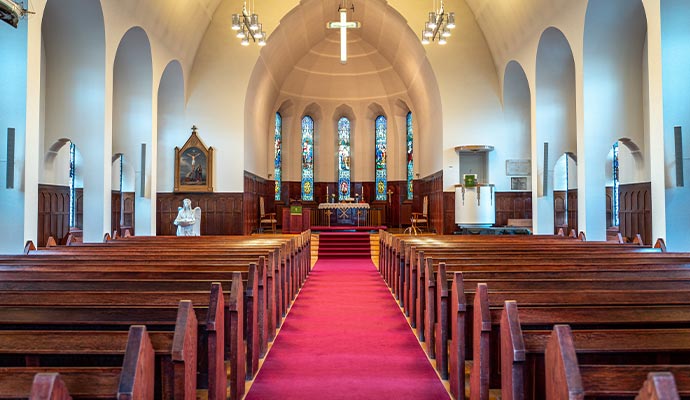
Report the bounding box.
[502,60,532,192]
[113,26,153,235]
[661,0,690,250]
[535,27,576,234]
[157,60,185,193]
[583,0,648,241]
[41,0,106,243]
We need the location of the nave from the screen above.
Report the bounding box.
[2,229,690,399]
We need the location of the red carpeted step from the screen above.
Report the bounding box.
[245,258,449,400]
[318,232,371,259]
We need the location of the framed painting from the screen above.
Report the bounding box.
[174,126,214,193]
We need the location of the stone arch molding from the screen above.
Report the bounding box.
[245,0,442,177]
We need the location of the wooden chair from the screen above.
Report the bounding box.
[408,196,429,234]
[259,197,277,233]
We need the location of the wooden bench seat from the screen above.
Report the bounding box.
[0,325,154,399]
[501,301,690,400]
[0,285,224,400]
[545,325,690,399]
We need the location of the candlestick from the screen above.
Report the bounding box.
[361,186,364,201]
[327,186,329,198]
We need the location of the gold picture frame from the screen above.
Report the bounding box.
[174,126,214,193]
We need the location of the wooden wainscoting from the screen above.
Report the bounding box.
[244,171,274,234]
[495,191,532,227]
[414,171,448,234]
[619,182,652,245]
[38,184,70,247]
[156,192,243,235]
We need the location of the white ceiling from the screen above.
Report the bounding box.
[122,0,574,70]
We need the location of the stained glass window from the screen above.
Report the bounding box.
[274,113,282,201]
[375,115,387,201]
[612,141,619,226]
[69,141,76,228]
[337,117,351,200]
[301,116,314,201]
[406,112,414,200]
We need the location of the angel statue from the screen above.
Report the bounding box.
[174,198,201,236]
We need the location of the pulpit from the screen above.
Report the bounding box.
[281,203,311,233]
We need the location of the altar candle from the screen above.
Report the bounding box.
[361,186,364,200]
[327,186,329,198]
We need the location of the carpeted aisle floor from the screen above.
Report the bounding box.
[245,258,449,400]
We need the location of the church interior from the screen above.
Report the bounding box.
[2,0,690,399]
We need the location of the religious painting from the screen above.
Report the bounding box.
[174,126,214,193]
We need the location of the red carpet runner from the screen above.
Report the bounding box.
[318,232,371,258]
[245,258,449,400]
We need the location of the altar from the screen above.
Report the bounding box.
[318,203,369,226]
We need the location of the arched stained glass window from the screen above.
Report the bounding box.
[375,115,387,201]
[301,116,314,201]
[406,112,414,200]
[338,117,351,200]
[274,113,282,201]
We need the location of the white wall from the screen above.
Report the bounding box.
[0,19,28,253]
[661,0,690,250]
[501,61,532,192]
[156,61,186,192]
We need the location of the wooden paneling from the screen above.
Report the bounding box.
[112,191,135,236]
[38,184,70,247]
[553,191,567,233]
[414,171,449,234]
[495,192,532,228]
[567,189,578,235]
[619,182,652,245]
[280,180,405,227]
[244,171,274,234]
[605,186,613,228]
[156,192,243,235]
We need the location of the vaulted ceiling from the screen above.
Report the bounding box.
[118,0,575,70]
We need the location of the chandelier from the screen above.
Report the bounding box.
[231,0,267,47]
[420,0,455,45]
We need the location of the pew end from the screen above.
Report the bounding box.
[206,282,226,400]
[637,372,680,400]
[449,272,466,400]
[500,301,525,400]
[24,240,36,254]
[171,300,198,400]
[470,283,491,400]
[29,373,72,400]
[655,238,668,252]
[117,325,155,400]
[545,325,584,400]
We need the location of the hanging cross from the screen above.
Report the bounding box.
[326,3,360,64]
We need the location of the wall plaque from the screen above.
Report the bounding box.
[506,159,531,176]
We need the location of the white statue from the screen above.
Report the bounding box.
[174,198,201,236]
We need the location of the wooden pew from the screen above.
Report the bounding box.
[0,286,225,400]
[501,301,690,400]
[0,260,269,374]
[0,325,154,399]
[545,325,690,399]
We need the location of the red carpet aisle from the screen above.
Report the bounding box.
[245,258,449,400]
